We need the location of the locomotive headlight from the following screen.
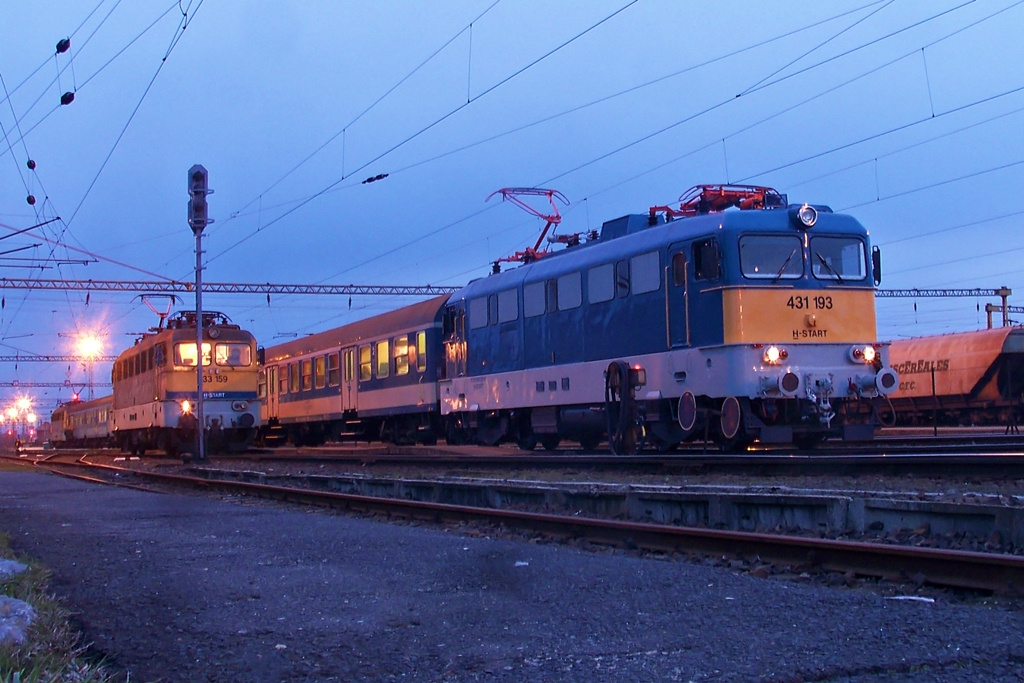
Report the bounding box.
[763,345,788,365]
[796,204,817,227]
[180,400,192,414]
[848,345,877,363]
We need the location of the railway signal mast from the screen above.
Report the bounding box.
[188,165,212,461]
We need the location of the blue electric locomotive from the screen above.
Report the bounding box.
[440,185,898,451]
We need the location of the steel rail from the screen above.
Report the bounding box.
[40,457,1024,595]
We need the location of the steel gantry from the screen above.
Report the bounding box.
[877,287,1013,327]
[0,278,459,296]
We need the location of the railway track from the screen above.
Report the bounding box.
[6,450,1024,596]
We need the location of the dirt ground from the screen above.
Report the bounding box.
[3,469,1024,682]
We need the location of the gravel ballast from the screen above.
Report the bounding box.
[2,470,1023,681]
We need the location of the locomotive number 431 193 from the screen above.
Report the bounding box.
[786,295,834,310]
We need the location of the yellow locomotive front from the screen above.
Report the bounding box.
[111,311,260,456]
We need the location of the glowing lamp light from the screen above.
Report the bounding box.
[763,346,788,365]
[26,413,36,424]
[180,400,192,414]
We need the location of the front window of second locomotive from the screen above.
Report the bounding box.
[215,342,252,367]
[810,236,866,282]
[739,235,803,280]
[174,342,212,367]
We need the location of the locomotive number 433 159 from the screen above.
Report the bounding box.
[786,295,833,310]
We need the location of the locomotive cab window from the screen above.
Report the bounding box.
[469,297,488,329]
[810,236,866,281]
[174,342,212,367]
[691,239,721,281]
[739,235,803,280]
[498,289,518,322]
[215,343,251,367]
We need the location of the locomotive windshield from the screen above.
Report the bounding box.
[174,341,252,367]
[739,235,803,280]
[215,343,252,367]
[810,236,866,282]
[174,342,211,367]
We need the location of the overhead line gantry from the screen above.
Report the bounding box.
[0,278,459,296]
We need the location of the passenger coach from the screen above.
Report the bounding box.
[258,296,447,445]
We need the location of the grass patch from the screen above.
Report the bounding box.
[0,532,116,682]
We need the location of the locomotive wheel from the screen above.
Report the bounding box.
[517,432,538,451]
[714,396,747,453]
[677,391,698,433]
[540,435,561,452]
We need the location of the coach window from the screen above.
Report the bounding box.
[692,238,722,280]
[376,340,390,378]
[327,352,341,386]
[588,263,614,303]
[810,236,866,281]
[300,359,312,391]
[740,235,802,280]
[278,365,288,395]
[524,282,545,317]
[416,331,427,372]
[314,356,326,388]
[631,251,661,294]
[498,288,518,322]
[289,362,300,393]
[615,260,630,298]
[557,271,582,310]
[395,336,410,376]
[469,297,489,330]
[359,345,372,381]
[258,371,267,399]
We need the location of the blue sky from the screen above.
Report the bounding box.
[2,0,1023,409]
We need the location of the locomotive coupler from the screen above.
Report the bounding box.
[807,376,835,427]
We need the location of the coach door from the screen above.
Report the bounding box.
[341,347,357,413]
[266,366,279,419]
[667,244,689,348]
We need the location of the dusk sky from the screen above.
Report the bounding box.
[2,0,1023,409]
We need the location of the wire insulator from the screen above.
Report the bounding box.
[26,159,36,170]
[26,195,36,206]
[60,92,75,106]
[56,38,71,54]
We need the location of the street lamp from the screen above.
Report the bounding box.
[76,333,105,400]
